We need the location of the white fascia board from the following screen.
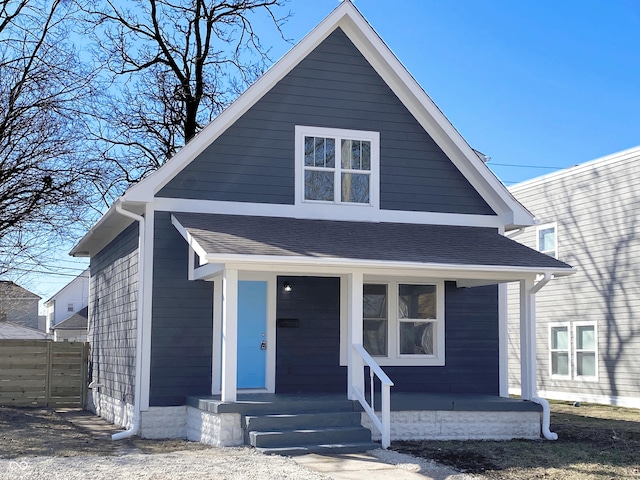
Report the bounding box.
[205,253,576,280]
[170,214,208,259]
[157,198,505,228]
[336,12,533,228]
[509,144,640,193]
[70,200,147,257]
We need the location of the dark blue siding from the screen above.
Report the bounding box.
[89,222,139,404]
[158,29,494,215]
[275,276,346,393]
[274,277,499,395]
[383,283,499,394]
[149,212,214,406]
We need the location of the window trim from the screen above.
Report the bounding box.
[360,278,445,366]
[549,322,571,380]
[536,222,557,258]
[573,321,598,381]
[295,125,380,209]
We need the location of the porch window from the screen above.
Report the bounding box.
[575,323,597,378]
[362,280,444,366]
[550,324,570,377]
[296,126,379,207]
[363,284,387,356]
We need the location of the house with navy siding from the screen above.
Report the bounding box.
[507,146,640,410]
[71,1,574,451]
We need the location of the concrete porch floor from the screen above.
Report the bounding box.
[186,392,542,415]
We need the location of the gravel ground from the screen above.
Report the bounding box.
[0,447,333,480]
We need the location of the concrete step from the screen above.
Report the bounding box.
[257,441,380,456]
[245,411,362,432]
[249,425,373,448]
[238,399,359,416]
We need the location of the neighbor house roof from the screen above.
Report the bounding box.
[51,306,88,331]
[172,212,574,277]
[0,322,49,340]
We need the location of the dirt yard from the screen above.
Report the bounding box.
[0,406,333,480]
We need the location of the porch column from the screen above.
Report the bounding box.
[347,271,364,400]
[519,277,537,400]
[221,268,239,402]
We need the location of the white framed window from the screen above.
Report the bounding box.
[295,126,379,208]
[67,303,74,312]
[537,223,557,258]
[549,323,570,378]
[574,322,598,380]
[548,321,598,381]
[362,279,445,366]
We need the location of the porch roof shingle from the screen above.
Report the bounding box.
[172,212,572,272]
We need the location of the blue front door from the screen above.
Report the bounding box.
[237,280,267,389]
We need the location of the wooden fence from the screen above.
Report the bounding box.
[0,339,89,408]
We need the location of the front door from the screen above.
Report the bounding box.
[237,280,267,389]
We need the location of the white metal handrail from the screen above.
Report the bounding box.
[352,343,394,448]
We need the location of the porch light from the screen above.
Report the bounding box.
[283,282,292,292]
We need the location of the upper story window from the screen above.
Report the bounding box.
[296,126,379,208]
[537,223,557,258]
[67,303,74,312]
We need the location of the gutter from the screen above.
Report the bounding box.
[111,200,146,440]
[528,272,558,441]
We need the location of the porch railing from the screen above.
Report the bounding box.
[351,343,394,448]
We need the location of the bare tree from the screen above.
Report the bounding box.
[0,0,96,277]
[80,0,289,203]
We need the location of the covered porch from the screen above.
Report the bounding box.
[170,212,575,448]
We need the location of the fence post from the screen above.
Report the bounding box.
[81,342,89,409]
[45,340,53,406]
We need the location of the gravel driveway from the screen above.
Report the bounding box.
[0,448,333,480]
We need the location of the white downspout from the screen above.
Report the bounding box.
[112,201,145,440]
[524,272,557,440]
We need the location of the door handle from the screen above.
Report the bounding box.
[260,341,267,350]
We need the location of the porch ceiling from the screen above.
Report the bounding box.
[171,212,573,278]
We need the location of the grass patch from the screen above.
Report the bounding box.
[391,401,640,479]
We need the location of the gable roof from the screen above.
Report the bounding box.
[52,306,88,330]
[172,212,574,277]
[72,1,534,257]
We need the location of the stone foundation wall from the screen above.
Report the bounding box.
[186,407,243,447]
[361,410,541,441]
[88,391,243,445]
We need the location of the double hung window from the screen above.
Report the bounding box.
[296,126,379,207]
[537,223,557,258]
[362,280,444,366]
[549,321,597,380]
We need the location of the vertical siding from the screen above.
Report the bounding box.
[89,223,138,404]
[385,283,499,394]
[158,29,494,216]
[508,154,640,402]
[149,212,213,406]
[275,276,346,393]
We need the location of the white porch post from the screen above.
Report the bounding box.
[221,268,239,402]
[347,271,364,400]
[519,277,537,400]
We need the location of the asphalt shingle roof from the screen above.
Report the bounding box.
[172,213,572,271]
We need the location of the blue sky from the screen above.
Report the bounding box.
[268,0,640,184]
[33,0,640,304]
